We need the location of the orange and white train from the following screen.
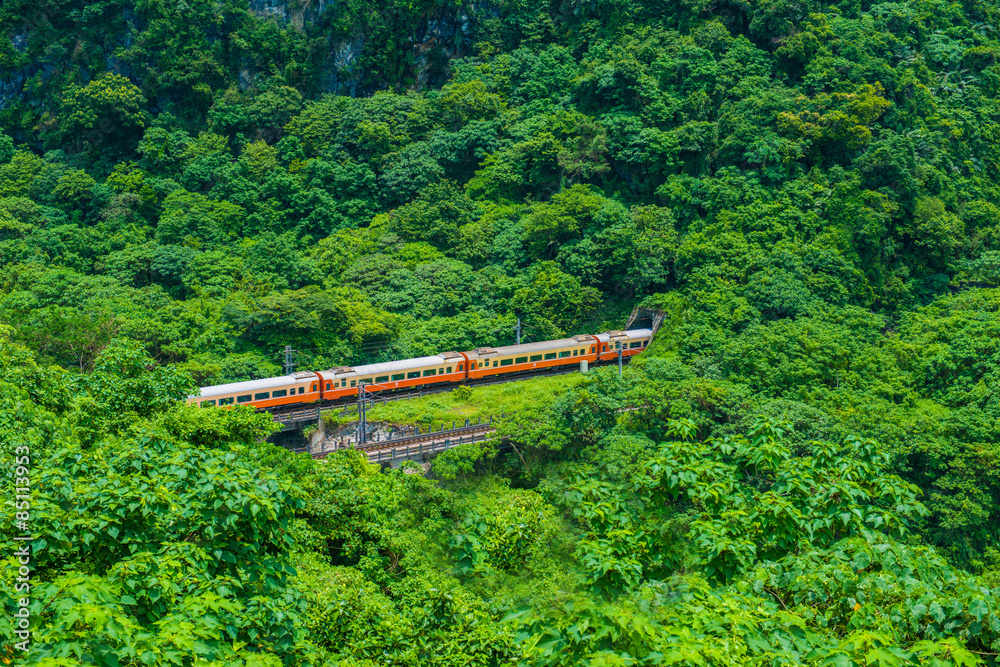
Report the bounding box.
[188,328,653,410]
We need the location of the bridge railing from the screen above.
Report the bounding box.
[311,415,504,458]
[367,431,487,465]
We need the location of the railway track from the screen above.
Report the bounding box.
[266,364,589,426]
[273,358,637,464]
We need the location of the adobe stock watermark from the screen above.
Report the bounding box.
[10,444,32,654]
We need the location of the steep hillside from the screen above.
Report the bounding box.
[3,0,1000,663]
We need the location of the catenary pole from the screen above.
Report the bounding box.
[356,382,367,447]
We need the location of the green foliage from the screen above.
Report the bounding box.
[368,372,584,427]
[451,490,558,575]
[156,190,245,248]
[56,74,149,148]
[433,438,498,482]
[6,0,1000,661]
[645,419,929,582]
[0,337,307,665]
[85,338,198,431]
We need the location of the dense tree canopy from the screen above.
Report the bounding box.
[3,0,1000,662]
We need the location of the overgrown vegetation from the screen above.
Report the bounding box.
[367,372,585,426]
[3,0,1000,662]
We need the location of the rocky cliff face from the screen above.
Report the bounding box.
[1,31,29,111]
[0,0,495,131]
[409,8,481,88]
[245,0,487,94]
[248,0,335,30]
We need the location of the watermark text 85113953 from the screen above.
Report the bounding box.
[11,444,32,654]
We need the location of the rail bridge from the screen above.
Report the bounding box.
[278,414,502,467]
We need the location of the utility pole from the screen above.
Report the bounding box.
[514,318,521,345]
[283,345,295,374]
[356,382,368,448]
[617,342,623,378]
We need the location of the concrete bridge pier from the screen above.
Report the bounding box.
[267,406,325,453]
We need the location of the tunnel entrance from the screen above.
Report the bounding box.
[624,306,667,337]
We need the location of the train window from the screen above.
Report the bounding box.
[350,380,356,387]
[311,384,317,391]
[392,373,405,381]
[530,354,542,362]
[500,358,513,366]
[603,344,608,351]
[423,369,436,376]
[201,399,216,407]
[573,349,578,356]
[515,356,527,364]
[458,364,463,371]
[254,392,270,400]
[545,353,557,360]
[341,380,346,387]
[590,346,595,353]
[299,387,305,394]
[447,366,452,373]
[325,382,331,390]
[219,397,234,405]
[362,379,372,384]
[272,389,287,398]
[630,341,642,349]
[237,395,252,403]
[494,360,499,367]
[559,351,572,358]
[376,375,389,383]
[408,371,421,379]
[439,368,444,374]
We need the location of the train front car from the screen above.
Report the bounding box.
[594,329,653,362]
[189,371,322,409]
[319,352,467,400]
[462,334,598,380]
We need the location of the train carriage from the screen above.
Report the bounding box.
[462,334,597,380]
[317,352,467,400]
[189,371,321,409]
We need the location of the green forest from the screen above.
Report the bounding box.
[2,0,1000,662]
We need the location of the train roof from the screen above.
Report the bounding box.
[463,336,586,359]
[196,372,316,398]
[345,355,448,377]
[594,328,652,342]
